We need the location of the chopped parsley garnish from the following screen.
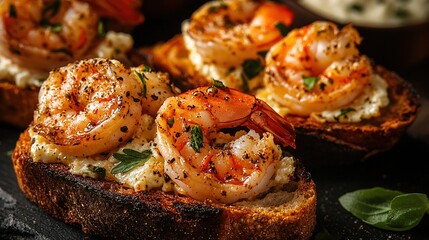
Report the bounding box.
[90,166,106,180]
[143,65,152,72]
[348,3,364,12]
[242,58,264,79]
[303,76,319,90]
[213,80,225,89]
[9,4,17,18]
[111,149,152,174]
[97,19,106,37]
[394,8,410,19]
[274,22,290,37]
[50,23,62,33]
[167,118,175,127]
[190,125,203,153]
[135,70,147,98]
[335,108,356,121]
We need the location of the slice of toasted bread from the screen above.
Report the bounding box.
[13,129,317,239]
[287,65,419,165]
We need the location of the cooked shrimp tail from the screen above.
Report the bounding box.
[156,85,296,203]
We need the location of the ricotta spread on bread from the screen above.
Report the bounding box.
[257,73,389,123]
[30,114,295,194]
[0,31,133,88]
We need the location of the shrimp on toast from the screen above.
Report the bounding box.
[155,83,296,204]
[32,58,143,157]
[181,0,293,91]
[0,0,143,72]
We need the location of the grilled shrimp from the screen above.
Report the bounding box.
[183,0,293,67]
[132,65,180,117]
[0,0,142,71]
[264,21,372,116]
[83,0,143,25]
[155,85,295,203]
[32,58,143,157]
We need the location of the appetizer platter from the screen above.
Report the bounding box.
[1,0,428,239]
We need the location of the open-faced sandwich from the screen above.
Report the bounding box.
[149,0,294,92]
[256,21,419,164]
[12,58,317,239]
[0,0,143,128]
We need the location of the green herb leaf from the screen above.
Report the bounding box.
[335,108,355,121]
[395,8,410,19]
[242,58,264,80]
[143,65,152,72]
[348,3,364,12]
[213,80,225,89]
[167,117,175,127]
[303,76,319,90]
[50,23,62,33]
[190,125,203,153]
[97,19,106,37]
[9,4,17,18]
[90,166,106,180]
[111,149,152,174]
[135,70,147,98]
[339,187,429,231]
[274,21,290,37]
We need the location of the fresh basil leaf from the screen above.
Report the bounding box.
[274,21,290,37]
[111,149,152,174]
[190,125,203,153]
[213,80,225,89]
[339,187,429,232]
[135,70,147,98]
[303,76,319,90]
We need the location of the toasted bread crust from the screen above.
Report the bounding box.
[287,65,420,165]
[148,36,419,164]
[13,129,316,239]
[0,82,39,128]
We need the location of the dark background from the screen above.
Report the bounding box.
[1,1,429,239]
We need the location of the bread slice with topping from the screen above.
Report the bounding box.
[13,129,316,240]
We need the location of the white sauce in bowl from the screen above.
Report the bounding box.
[299,0,429,27]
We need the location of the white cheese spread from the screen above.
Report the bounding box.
[257,73,389,123]
[0,31,133,88]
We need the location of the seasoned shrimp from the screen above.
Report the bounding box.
[132,65,180,117]
[0,0,143,71]
[155,85,295,203]
[183,0,294,68]
[83,0,143,25]
[32,58,143,157]
[264,21,372,116]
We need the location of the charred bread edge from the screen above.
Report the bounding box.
[13,129,317,240]
[0,82,39,128]
[288,65,420,165]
